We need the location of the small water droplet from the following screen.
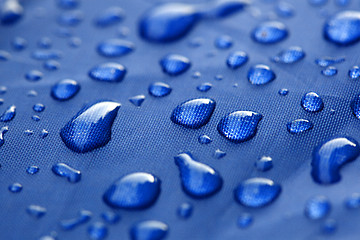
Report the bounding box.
[24,129,34,136]
[197,82,212,92]
[87,222,108,240]
[349,66,360,80]
[287,119,313,134]
[322,219,337,234]
[321,66,337,76]
[255,156,273,171]
[177,202,193,219]
[301,92,324,112]
[311,136,360,184]
[97,39,135,58]
[60,210,92,230]
[148,82,172,97]
[315,56,345,67]
[234,178,282,208]
[171,98,216,129]
[275,2,295,18]
[51,79,80,101]
[129,95,145,107]
[278,88,289,96]
[226,51,249,69]
[103,172,161,209]
[214,149,226,159]
[251,21,288,44]
[8,183,22,193]
[37,37,52,49]
[27,205,47,219]
[214,74,223,81]
[215,35,233,49]
[304,195,331,220]
[12,37,27,50]
[118,26,129,37]
[0,105,16,122]
[26,165,40,175]
[52,163,81,183]
[237,213,253,229]
[43,60,60,71]
[160,54,191,76]
[192,71,201,79]
[57,0,79,9]
[101,211,120,224]
[58,10,83,26]
[247,64,276,85]
[32,115,40,122]
[40,129,49,139]
[272,46,305,64]
[31,50,62,60]
[217,111,262,143]
[89,63,127,82]
[0,126,8,147]
[27,90,38,97]
[198,134,212,144]
[0,0,23,25]
[174,152,223,198]
[25,70,43,82]
[33,103,45,112]
[95,7,124,27]
[345,193,360,209]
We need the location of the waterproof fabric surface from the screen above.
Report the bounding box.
[1,0,360,239]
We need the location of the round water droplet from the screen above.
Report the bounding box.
[311,136,360,184]
[304,195,331,220]
[321,66,338,77]
[192,71,201,79]
[234,178,281,208]
[287,119,313,134]
[43,60,60,71]
[87,222,108,240]
[278,88,289,96]
[226,51,248,69]
[197,83,212,92]
[198,134,212,144]
[247,64,276,85]
[0,105,16,122]
[32,115,40,122]
[275,2,295,18]
[160,54,191,76]
[27,205,46,219]
[272,46,305,64]
[103,172,161,209]
[301,92,324,112]
[177,202,193,219]
[324,11,360,46]
[37,37,52,49]
[51,79,80,101]
[0,126,8,147]
[89,63,127,82]
[130,220,168,240]
[148,82,172,97]
[217,111,262,143]
[52,163,81,183]
[27,166,40,175]
[322,219,337,234]
[171,98,216,129]
[255,156,273,171]
[349,66,360,80]
[97,39,135,58]
[33,103,45,112]
[25,70,43,82]
[8,183,22,193]
[237,213,253,229]
[345,193,360,209]
[101,211,120,224]
[215,35,233,49]
[251,21,288,44]
[95,7,124,27]
[12,37,27,51]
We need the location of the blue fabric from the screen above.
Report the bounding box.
[1,0,360,239]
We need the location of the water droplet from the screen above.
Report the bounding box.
[275,2,295,18]
[148,82,172,97]
[12,37,27,50]
[197,83,212,92]
[324,11,360,46]
[234,178,282,208]
[304,195,331,220]
[0,50,10,61]
[322,219,337,234]
[171,98,216,129]
[40,129,49,139]
[272,46,305,64]
[101,211,120,224]
[311,136,360,184]
[103,172,161,209]
[0,98,3,105]
[198,134,212,144]
[57,0,79,9]
[0,105,16,122]
[8,183,22,193]
[278,88,289,96]
[247,64,276,85]
[32,115,40,122]
[174,152,223,198]
[58,10,83,26]
[255,156,273,171]
[214,74,223,81]
[33,103,45,112]
[130,220,169,240]
[31,50,62,60]
[27,205,46,219]
[349,66,360,80]
[237,213,253,228]
[60,101,120,153]
[188,37,203,48]
[52,163,81,183]
[335,0,350,6]
[214,149,226,159]
[26,165,39,175]
[54,26,73,38]
[0,126,9,147]
[251,21,288,44]
[0,86,7,95]
[97,39,135,58]
[177,202,193,219]
[160,54,191,76]
[301,92,324,112]
[95,7,124,27]
[87,222,108,240]
[215,35,233,49]
[287,119,313,134]
[37,37,52,49]
[27,90,38,97]
[24,129,34,136]
[308,0,328,6]
[217,111,263,143]
[25,70,43,82]
[0,0,23,25]
[226,51,249,69]
[129,95,145,107]
[69,37,82,48]
[345,193,360,209]
[60,210,92,230]
[192,71,201,79]
[43,60,60,71]
[321,66,337,76]
[89,63,127,82]
[315,56,345,67]
[51,79,80,101]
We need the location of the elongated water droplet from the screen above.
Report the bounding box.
[234,178,281,208]
[129,95,145,107]
[324,11,360,46]
[177,202,193,219]
[247,64,276,85]
[103,172,161,209]
[60,101,120,153]
[272,46,305,64]
[304,196,331,220]
[95,7,124,27]
[51,79,80,101]
[171,98,216,129]
[251,21,288,44]
[52,163,81,183]
[311,136,360,184]
[97,39,135,58]
[255,156,273,171]
[301,92,324,112]
[160,54,191,76]
[287,119,313,134]
[215,35,233,49]
[0,126,8,147]
[226,51,248,69]
[88,222,108,240]
[33,103,45,112]
[321,66,337,76]
[27,205,47,219]
[44,60,60,71]
[26,165,39,175]
[0,105,16,122]
[315,56,345,67]
[101,211,120,224]
[60,210,92,230]
[237,213,253,228]
[349,66,360,80]
[130,220,169,240]
[89,63,127,82]
[148,82,172,97]
[217,111,262,143]
[8,183,22,193]
[174,152,223,198]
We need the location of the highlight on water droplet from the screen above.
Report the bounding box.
[0,105,16,122]
[97,39,135,58]
[0,126,9,147]
[87,222,108,240]
[247,64,276,85]
[89,63,127,83]
[8,183,22,193]
[255,156,273,171]
[287,119,313,134]
[271,46,305,64]
[226,51,248,69]
[160,54,191,76]
[130,220,169,240]
[278,88,289,96]
[101,211,120,224]
[198,134,212,144]
[177,202,193,219]
[301,92,324,112]
[251,21,288,44]
[52,163,81,183]
[304,195,331,220]
[51,79,80,101]
[148,82,172,97]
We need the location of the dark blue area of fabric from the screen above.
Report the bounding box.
[1,0,360,239]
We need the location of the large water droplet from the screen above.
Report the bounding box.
[160,54,191,76]
[234,178,282,208]
[271,46,305,64]
[247,64,276,85]
[130,220,169,240]
[103,172,161,209]
[217,111,262,143]
[324,11,360,46]
[58,10,83,26]
[287,119,313,134]
[226,51,248,69]
[148,82,172,97]
[304,195,331,220]
[174,152,223,198]
[95,7,124,27]
[0,105,16,122]
[61,210,92,231]
[88,222,108,240]
[52,163,81,183]
[301,92,324,112]
[51,79,80,101]
[60,101,120,153]
[97,39,135,58]
[311,136,360,184]
[251,21,288,44]
[171,98,216,129]
[89,63,127,82]
[0,126,8,147]
[0,0,24,25]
